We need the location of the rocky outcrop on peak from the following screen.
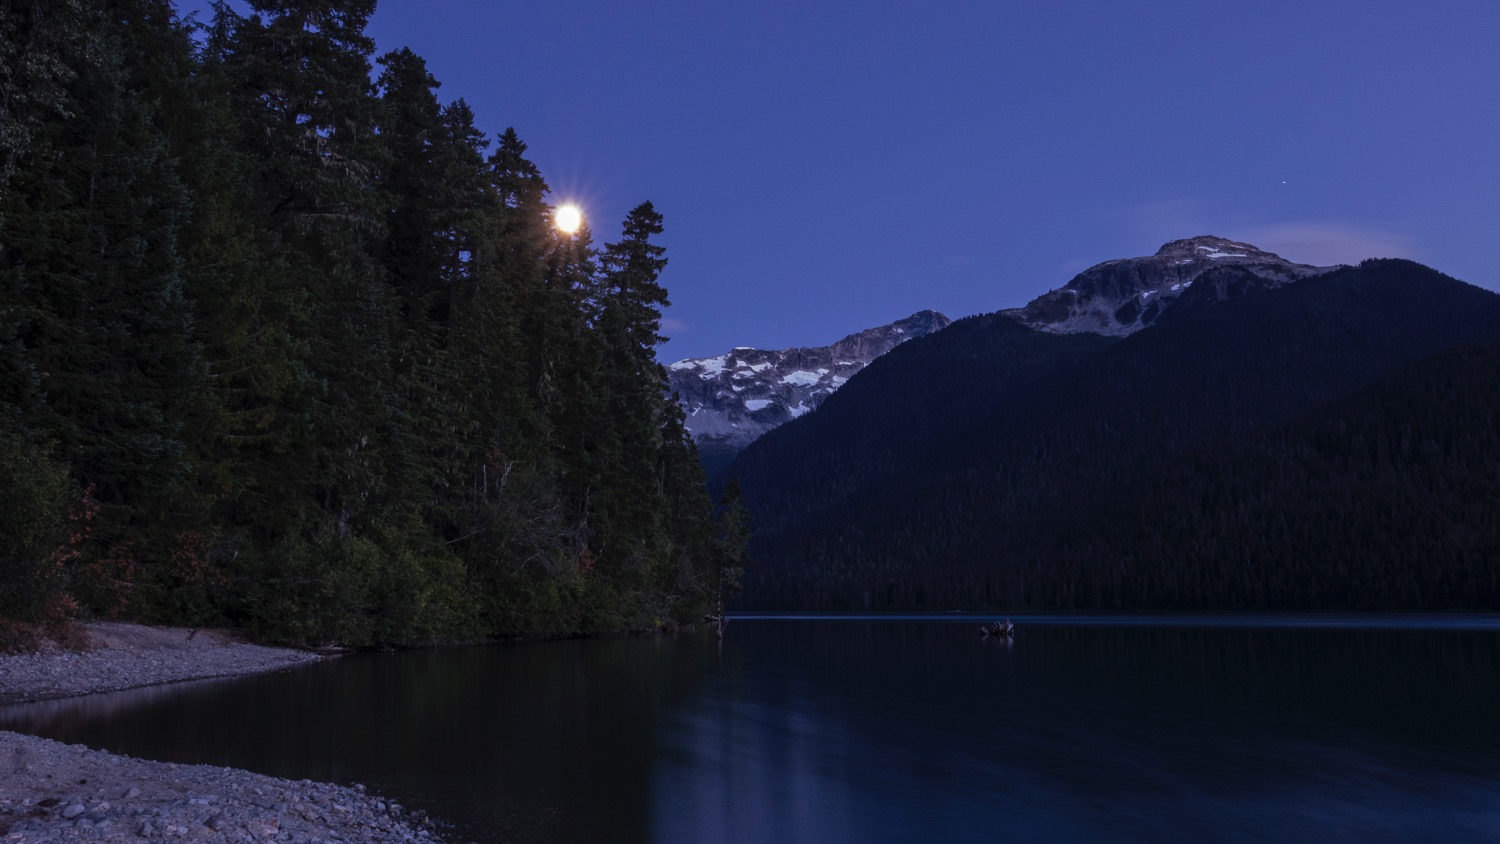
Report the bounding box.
[667,311,951,468]
[1005,236,1337,336]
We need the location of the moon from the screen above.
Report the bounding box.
[555,204,582,234]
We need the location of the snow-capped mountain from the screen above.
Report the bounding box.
[668,310,951,461]
[1005,235,1337,336]
[671,237,1323,472]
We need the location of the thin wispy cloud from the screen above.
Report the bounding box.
[1105,200,1418,269]
[1234,223,1417,267]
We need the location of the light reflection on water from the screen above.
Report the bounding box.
[735,613,1500,630]
[651,618,1500,843]
[3,617,1499,843]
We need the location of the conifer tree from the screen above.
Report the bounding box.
[373,45,457,537]
[222,0,396,533]
[0,423,69,625]
[711,477,750,625]
[0,0,95,196]
[0,0,731,643]
[658,401,716,621]
[590,203,673,594]
[598,202,671,363]
[168,1,321,581]
[475,128,553,456]
[376,47,446,333]
[1,0,201,615]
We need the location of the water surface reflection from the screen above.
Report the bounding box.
[3,618,1498,842]
[655,619,1500,842]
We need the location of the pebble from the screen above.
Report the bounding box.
[0,621,321,706]
[1,731,450,842]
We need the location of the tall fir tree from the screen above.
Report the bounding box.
[0,0,730,644]
[222,0,397,533]
[590,203,673,597]
[1,0,202,616]
[0,0,95,195]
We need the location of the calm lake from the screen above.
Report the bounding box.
[4,616,1500,842]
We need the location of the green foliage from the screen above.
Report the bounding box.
[0,0,724,646]
[0,0,96,194]
[714,477,750,600]
[1,0,200,617]
[240,535,477,646]
[0,424,70,620]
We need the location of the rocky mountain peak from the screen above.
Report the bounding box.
[667,311,952,466]
[1152,235,1285,263]
[1005,236,1337,336]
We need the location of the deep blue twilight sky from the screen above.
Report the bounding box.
[178,0,1500,361]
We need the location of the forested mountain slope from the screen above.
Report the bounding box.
[722,313,1115,533]
[1016,340,1500,610]
[729,259,1500,610]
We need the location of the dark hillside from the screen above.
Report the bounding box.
[722,313,1113,539]
[734,260,1500,610]
[1016,340,1500,610]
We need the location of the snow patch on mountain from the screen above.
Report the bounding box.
[668,310,952,456]
[1005,235,1339,337]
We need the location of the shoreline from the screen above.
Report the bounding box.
[0,622,324,707]
[0,622,451,842]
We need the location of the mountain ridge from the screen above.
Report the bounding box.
[667,310,951,472]
[1005,235,1337,336]
[667,236,1333,470]
[725,257,1500,611]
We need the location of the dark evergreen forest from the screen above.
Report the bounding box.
[0,0,746,646]
[729,261,1500,611]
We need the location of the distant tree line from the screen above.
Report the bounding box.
[729,262,1500,612]
[0,0,747,646]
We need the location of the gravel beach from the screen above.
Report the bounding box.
[0,623,322,706]
[0,623,450,842]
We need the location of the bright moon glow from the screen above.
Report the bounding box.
[555,204,582,234]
